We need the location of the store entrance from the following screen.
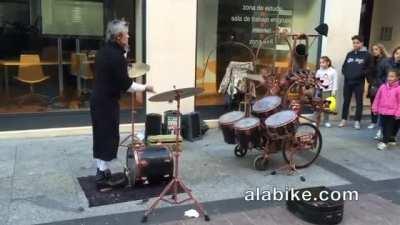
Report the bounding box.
[359,0,400,55]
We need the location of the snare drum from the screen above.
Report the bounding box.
[219,111,245,144]
[264,110,298,139]
[234,117,261,150]
[126,145,173,186]
[252,96,282,121]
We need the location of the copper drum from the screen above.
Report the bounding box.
[264,110,298,139]
[218,111,245,144]
[252,96,282,121]
[234,117,261,150]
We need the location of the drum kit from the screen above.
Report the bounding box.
[118,63,210,223]
[218,62,330,173]
[219,91,323,173]
[217,24,334,173]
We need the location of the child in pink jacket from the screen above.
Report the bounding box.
[372,69,400,150]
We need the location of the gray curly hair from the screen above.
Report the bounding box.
[105,19,129,42]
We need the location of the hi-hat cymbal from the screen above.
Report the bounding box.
[128,63,150,78]
[149,87,204,102]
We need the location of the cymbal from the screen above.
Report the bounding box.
[149,87,204,102]
[128,62,150,78]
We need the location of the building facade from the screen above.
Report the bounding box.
[0,0,398,131]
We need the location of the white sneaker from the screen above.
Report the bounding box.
[377,142,387,151]
[324,122,332,128]
[368,123,376,129]
[338,120,346,127]
[354,121,361,130]
[374,130,382,140]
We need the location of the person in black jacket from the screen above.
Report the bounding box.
[377,46,400,86]
[90,19,154,185]
[366,44,388,130]
[339,35,372,129]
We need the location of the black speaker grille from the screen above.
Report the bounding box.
[191,112,201,138]
[181,112,201,141]
[145,113,162,140]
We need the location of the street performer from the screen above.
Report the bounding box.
[90,19,154,187]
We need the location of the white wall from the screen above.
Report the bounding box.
[321,0,362,117]
[146,0,197,115]
[369,0,400,52]
[135,0,144,102]
[135,0,143,62]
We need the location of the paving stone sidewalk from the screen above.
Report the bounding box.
[1,124,400,225]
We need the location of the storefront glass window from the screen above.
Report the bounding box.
[0,0,141,115]
[195,0,324,114]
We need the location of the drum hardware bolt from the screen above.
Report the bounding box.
[123,166,132,187]
[300,176,306,182]
[271,171,277,175]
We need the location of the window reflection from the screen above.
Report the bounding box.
[195,0,323,113]
[0,0,141,114]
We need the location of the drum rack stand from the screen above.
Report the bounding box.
[271,148,299,176]
[239,78,254,117]
[142,90,210,223]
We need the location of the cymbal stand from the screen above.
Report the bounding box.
[120,92,144,188]
[119,92,144,149]
[141,88,210,223]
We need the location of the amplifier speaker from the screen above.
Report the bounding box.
[181,112,202,142]
[145,113,162,141]
[163,110,181,134]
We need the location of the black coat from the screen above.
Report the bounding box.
[90,42,133,161]
[366,56,385,98]
[341,48,373,84]
[377,57,400,86]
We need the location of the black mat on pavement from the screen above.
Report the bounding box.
[77,173,183,207]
